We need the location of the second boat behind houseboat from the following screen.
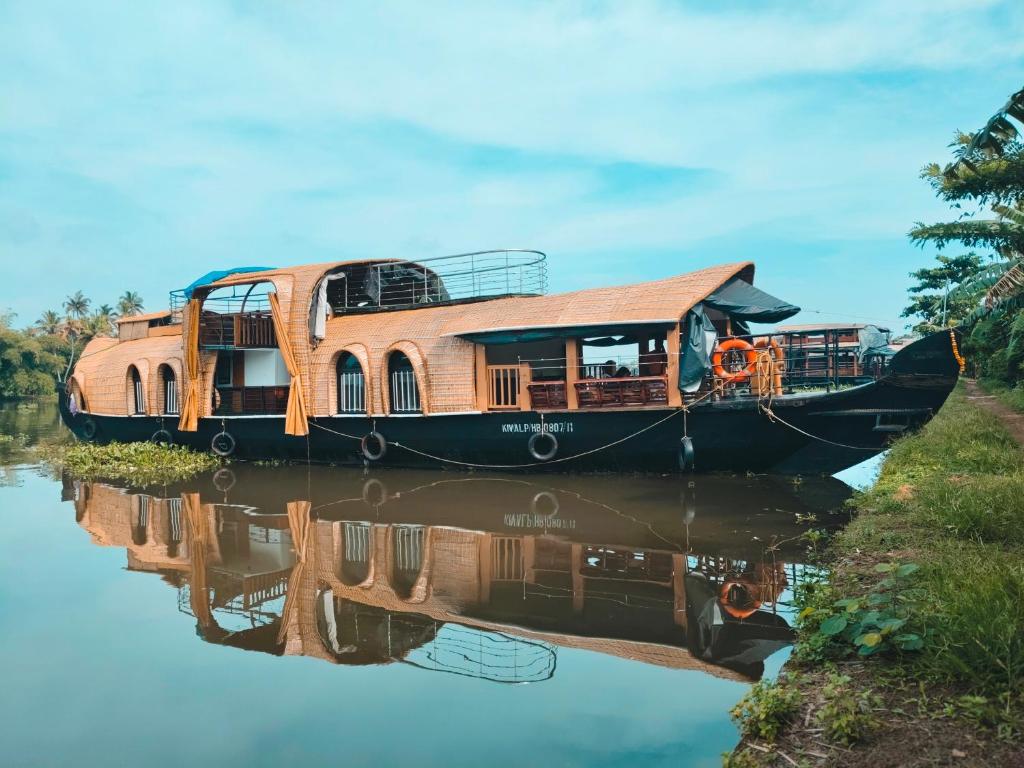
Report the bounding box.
[59,251,962,474]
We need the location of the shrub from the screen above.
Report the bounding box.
[730,680,801,743]
[816,673,881,745]
[49,441,220,485]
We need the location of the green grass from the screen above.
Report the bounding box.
[979,378,1024,413]
[800,385,1024,733]
[47,441,220,485]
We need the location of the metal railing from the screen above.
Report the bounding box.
[163,379,179,415]
[390,369,421,413]
[170,250,547,315]
[491,537,524,581]
[366,249,547,309]
[402,622,556,684]
[338,371,366,413]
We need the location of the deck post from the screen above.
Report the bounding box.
[518,362,531,410]
[571,543,584,613]
[478,533,492,604]
[672,553,687,628]
[475,344,489,412]
[565,338,580,410]
[666,324,682,407]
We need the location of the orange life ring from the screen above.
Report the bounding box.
[720,579,762,620]
[712,338,757,383]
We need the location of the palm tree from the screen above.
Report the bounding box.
[34,310,64,337]
[93,305,117,337]
[117,291,144,317]
[64,291,90,320]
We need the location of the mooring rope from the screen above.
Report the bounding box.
[753,347,878,451]
[308,388,718,470]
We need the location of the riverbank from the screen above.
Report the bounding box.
[727,385,1024,767]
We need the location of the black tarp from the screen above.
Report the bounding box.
[704,278,800,324]
[679,304,717,392]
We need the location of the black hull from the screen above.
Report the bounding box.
[58,330,960,475]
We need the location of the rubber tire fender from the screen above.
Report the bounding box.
[151,429,174,446]
[360,431,387,462]
[678,435,695,472]
[81,418,98,441]
[528,431,558,462]
[211,431,236,457]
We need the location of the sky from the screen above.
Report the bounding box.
[2,0,1024,332]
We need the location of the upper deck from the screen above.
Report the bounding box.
[168,249,548,318]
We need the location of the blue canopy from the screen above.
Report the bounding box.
[183,267,276,299]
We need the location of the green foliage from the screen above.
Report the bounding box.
[816,673,881,746]
[0,324,69,398]
[729,679,801,744]
[802,562,926,659]
[720,748,762,768]
[49,441,219,485]
[908,84,1024,383]
[901,253,986,333]
[913,472,1024,545]
[817,389,1024,726]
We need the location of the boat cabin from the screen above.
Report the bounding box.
[69,250,901,436]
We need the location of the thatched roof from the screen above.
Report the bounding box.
[440,261,754,337]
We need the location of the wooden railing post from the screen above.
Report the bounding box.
[518,363,531,410]
[475,344,488,412]
[565,338,580,410]
[666,324,682,407]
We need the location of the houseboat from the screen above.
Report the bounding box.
[70,469,846,680]
[58,251,963,474]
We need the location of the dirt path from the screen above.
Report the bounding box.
[964,378,1024,447]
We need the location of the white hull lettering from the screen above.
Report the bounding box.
[501,422,574,434]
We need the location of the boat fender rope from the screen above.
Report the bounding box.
[758,403,877,451]
[309,389,716,470]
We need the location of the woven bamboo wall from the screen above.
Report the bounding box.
[73,259,753,418]
[76,484,191,569]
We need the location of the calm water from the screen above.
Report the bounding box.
[0,402,857,767]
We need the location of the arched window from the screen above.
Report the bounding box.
[388,352,421,413]
[338,522,372,585]
[128,366,145,415]
[159,364,179,415]
[391,525,426,599]
[132,495,149,546]
[336,352,365,414]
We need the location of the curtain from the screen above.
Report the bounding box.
[277,500,312,644]
[268,292,310,436]
[183,492,213,630]
[177,299,201,432]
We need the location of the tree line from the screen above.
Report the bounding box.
[903,85,1024,385]
[0,291,144,399]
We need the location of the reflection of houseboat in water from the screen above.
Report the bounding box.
[68,469,850,681]
[59,253,960,474]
